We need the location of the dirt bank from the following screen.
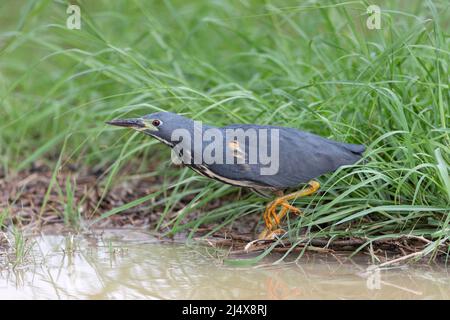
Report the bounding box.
[0,163,448,264]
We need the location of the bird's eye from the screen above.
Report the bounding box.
[152,119,161,127]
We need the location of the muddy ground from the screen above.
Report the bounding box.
[0,162,447,263]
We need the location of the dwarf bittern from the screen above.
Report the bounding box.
[107,112,365,240]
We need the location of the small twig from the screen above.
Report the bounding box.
[378,251,424,267]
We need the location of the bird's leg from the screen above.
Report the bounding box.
[269,180,319,217]
[259,180,320,240]
[259,206,288,239]
[261,189,285,232]
[276,202,302,215]
[261,200,279,231]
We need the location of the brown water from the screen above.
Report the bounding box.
[0,229,449,299]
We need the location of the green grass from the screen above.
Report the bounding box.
[56,175,82,229]
[9,225,30,267]
[0,209,8,230]
[0,0,449,262]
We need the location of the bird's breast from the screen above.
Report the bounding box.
[188,164,260,188]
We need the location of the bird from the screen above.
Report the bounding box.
[107,111,365,240]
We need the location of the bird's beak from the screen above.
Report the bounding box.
[106,118,146,129]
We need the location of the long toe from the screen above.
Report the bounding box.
[281,202,302,215]
[258,228,286,240]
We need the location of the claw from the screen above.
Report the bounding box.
[269,206,280,225]
[281,203,302,215]
[258,228,286,240]
[258,180,319,240]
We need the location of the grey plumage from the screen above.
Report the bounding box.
[208,124,364,190]
[107,112,365,193]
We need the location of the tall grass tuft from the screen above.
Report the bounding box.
[0,0,448,262]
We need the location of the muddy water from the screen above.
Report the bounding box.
[0,229,449,299]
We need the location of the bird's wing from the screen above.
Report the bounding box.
[203,124,364,189]
[201,124,277,188]
[268,128,364,187]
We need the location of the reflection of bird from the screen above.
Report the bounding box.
[107,112,365,239]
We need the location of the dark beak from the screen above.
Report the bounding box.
[106,118,145,129]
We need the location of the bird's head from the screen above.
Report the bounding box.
[106,111,194,147]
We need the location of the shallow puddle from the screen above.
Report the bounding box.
[0,229,449,299]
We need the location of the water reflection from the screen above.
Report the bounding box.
[0,230,449,299]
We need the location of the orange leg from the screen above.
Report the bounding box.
[259,180,320,239]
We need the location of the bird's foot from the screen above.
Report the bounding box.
[245,229,286,252]
[261,181,318,233]
[247,181,319,252]
[280,203,302,215]
[261,199,302,236]
[258,228,286,240]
